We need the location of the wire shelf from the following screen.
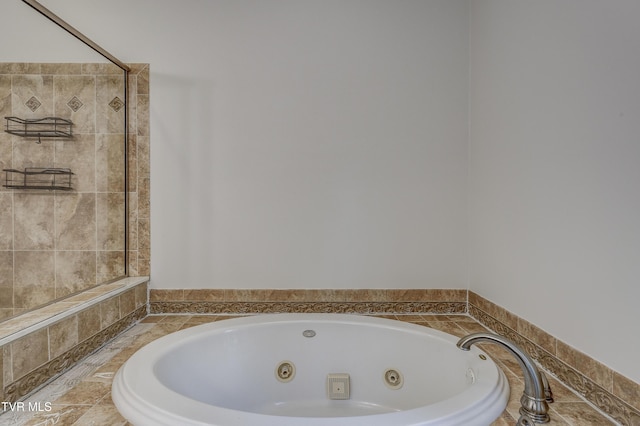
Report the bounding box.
[3,168,74,190]
[4,116,73,140]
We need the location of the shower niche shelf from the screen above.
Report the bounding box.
[2,168,74,190]
[4,116,73,143]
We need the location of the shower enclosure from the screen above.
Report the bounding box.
[0,0,149,405]
[1,0,130,320]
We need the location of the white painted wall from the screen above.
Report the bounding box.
[19,0,469,290]
[469,0,640,383]
[1,1,105,62]
[4,0,639,384]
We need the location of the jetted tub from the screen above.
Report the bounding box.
[113,314,509,425]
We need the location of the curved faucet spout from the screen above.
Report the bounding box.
[457,332,550,424]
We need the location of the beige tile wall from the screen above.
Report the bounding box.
[0,63,150,319]
[0,63,129,319]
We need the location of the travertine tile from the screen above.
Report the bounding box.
[0,63,41,75]
[423,321,467,337]
[55,251,97,298]
[49,315,78,359]
[469,291,518,329]
[40,63,82,75]
[557,340,613,392]
[3,344,11,386]
[0,252,13,308]
[137,256,150,277]
[55,192,98,252]
[138,178,150,219]
[82,63,123,75]
[72,403,128,426]
[137,136,150,179]
[53,75,96,134]
[11,328,48,379]
[150,289,183,303]
[0,75,12,117]
[96,74,125,134]
[136,64,150,95]
[517,317,556,355]
[100,298,120,329]
[0,344,3,394]
[0,194,12,249]
[551,402,615,425]
[24,404,90,425]
[136,94,149,137]
[14,251,54,287]
[54,135,96,192]
[54,381,110,405]
[78,304,101,342]
[613,372,640,412]
[119,289,136,317]
[14,252,55,310]
[13,194,55,250]
[137,218,150,260]
[134,282,147,309]
[97,193,125,251]
[96,251,125,284]
[96,134,126,192]
[0,309,13,322]
[183,289,225,302]
[11,74,54,118]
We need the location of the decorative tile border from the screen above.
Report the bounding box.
[149,289,468,315]
[2,305,146,403]
[151,301,467,315]
[469,292,640,426]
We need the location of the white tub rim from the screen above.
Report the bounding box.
[113,313,509,426]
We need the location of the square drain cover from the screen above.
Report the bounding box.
[327,373,350,400]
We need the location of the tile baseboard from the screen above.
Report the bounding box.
[468,291,640,426]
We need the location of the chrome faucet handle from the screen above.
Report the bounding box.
[540,371,554,403]
[456,332,550,424]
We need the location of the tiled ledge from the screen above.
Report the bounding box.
[0,277,149,345]
[149,288,468,315]
[468,291,640,426]
[1,277,149,402]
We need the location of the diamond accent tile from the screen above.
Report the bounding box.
[108,96,124,112]
[67,96,83,112]
[25,96,41,112]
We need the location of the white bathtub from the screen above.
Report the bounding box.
[113,314,509,425]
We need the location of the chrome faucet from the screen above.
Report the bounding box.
[456,332,551,425]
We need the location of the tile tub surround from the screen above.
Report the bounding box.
[2,314,616,425]
[468,291,640,426]
[150,288,639,425]
[0,277,148,403]
[149,288,468,315]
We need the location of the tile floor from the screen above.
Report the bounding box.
[1,314,616,426]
